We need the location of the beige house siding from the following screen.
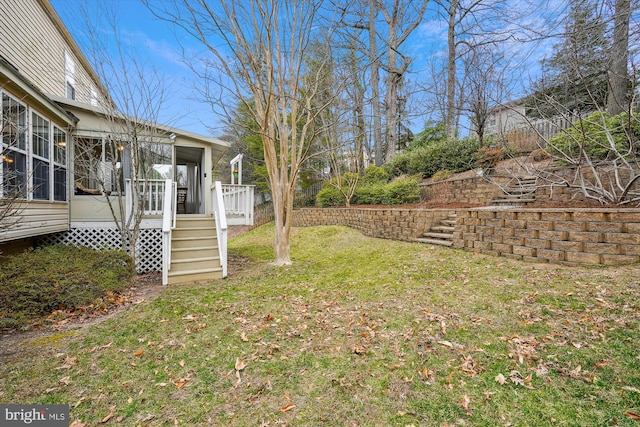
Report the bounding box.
[0,201,69,242]
[0,58,76,244]
[0,0,105,105]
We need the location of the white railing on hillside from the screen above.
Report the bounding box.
[212,181,228,277]
[125,179,167,218]
[221,184,255,225]
[161,179,175,285]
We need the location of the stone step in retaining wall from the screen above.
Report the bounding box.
[293,207,640,266]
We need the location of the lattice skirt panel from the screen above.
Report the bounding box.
[38,227,162,273]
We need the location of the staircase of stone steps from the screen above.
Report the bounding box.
[490,177,538,206]
[415,211,457,247]
[168,216,223,285]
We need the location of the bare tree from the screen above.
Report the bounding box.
[379,0,430,161]
[463,45,510,146]
[369,0,385,166]
[148,0,339,265]
[433,0,512,138]
[72,4,171,263]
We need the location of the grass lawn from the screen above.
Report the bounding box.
[1,224,640,426]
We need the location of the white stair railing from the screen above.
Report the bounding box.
[161,179,175,285]
[212,181,228,278]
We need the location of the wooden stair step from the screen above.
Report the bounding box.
[168,267,223,285]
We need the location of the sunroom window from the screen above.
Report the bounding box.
[1,93,27,199]
[31,112,50,200]
[74,137,125,195]
[53,126,67,201]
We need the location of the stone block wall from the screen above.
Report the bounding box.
[293,207,640,266]
[292,207,452,242]
[420,176,502,205]
[454,208,640,265]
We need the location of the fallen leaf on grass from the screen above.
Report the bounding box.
[624,411,640,420]
[173,378,190,390]
[133,350,144,357]
[495,373,506,385]
[235,358,247,371]
[69,421,85,427]
[352,345,367,355]
[101,412,114,423]
[461,394,471,415]
[241,332,249,342]
[461,355,479,377]
[281,403,296,413]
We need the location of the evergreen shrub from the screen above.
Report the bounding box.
[0,245,134,328]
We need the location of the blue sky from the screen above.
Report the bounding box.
[48,0,575,138]
[51,0,219,137]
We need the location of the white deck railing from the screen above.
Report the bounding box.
[221,184,255,225]
[125,178,167,218]
[212,181,228,277]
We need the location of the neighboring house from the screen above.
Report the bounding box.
[0,0,254,284]
[482,101,580,153]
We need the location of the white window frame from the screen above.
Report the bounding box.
[53,126,67,201]
[31,111,50,201]
[1,91,69,203]
[65,51,76,100]
[1,93,28,200]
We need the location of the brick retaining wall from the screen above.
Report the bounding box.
[420,176,503,205]
[292,207,452,242]
[454,208,640,265]
[293,207,640,266]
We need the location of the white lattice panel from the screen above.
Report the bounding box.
[39,227,162,273]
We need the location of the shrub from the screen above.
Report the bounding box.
[475,146,504,169]
[0,245,134,329]
[381,176,420,205]
[353,183,386,205]
[407,121,448,150]
[530,148,551,162]
[547,111,640,163]
[384,137,481,178]
[316,185,345,207]
[361,165,389,184]
[354,176,420,205]
[432,170,453,181]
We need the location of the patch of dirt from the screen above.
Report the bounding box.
[0,272,165,361]
[228,225,251,239]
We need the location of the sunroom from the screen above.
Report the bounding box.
[36,95,254,284]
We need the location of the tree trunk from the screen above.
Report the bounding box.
[606,0,631,116]
[446,0,459,139]
[271,183,292,265]
[370,0,383,166]
[384,19,399,162]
